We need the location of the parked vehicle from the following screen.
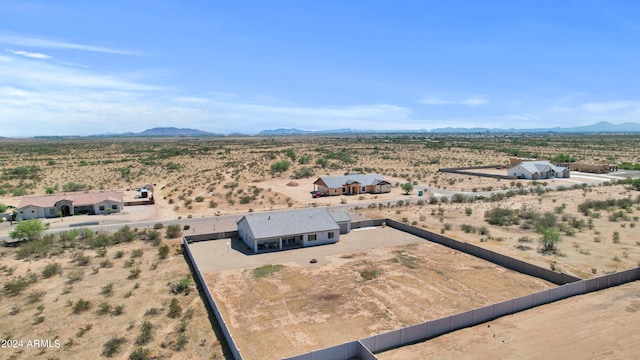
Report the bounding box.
[311,191,324,198]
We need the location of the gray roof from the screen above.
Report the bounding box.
[511,161,565,174]
[329,211,351,223]
[238,208,340,240]
[316,173,388,188]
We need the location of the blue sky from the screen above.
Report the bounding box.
[1,1,640,136]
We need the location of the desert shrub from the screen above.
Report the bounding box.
[41,262,62,278]
[96,302,112,315]
[461,224,476,233]
[88,232,113,248]
[146,230,161,245]
[96,247,108,257]
[4,273,38,296]
[14,229,50,258]
[128,267,142,279]
[62,182,86,192]
[183,224,190,231]
[131,249,144,258]
[26,290,46,304]
[194,196,204,202]
[72,299,92,314]
[113,304,125,316]
[252,264,283,279]
[136,321,153,345]
[153,223,164,230]
[66,269,84,283]
[114,250,125,259]
[102,336,126,357]
[113,225,135,244]
[101,282,114,296]
[208,200,218,208]
[360,268,380,281]
[129,347,152,360]
[292,167,315,179]
[239,195,254,204]
[270,161,290,174]
[158,244,170,259]
[73,252,91,266]
[165,224,182,239]
[167,298,182,319]
[171,276,192,294]
[484,207,519,226]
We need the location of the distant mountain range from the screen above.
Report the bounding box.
[90,127,221,137]
[258,121,640,135]
[33,121,640,139]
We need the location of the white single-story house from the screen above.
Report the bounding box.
[508,161,570,180]
[237,208,350,253]
[17,192,124,220]
[313,173,391,196]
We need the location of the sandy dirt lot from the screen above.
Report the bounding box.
[0,238,225,360]
[378,281,640,360]
[198,227,554,360]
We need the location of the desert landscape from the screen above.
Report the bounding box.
[1,134,640,359]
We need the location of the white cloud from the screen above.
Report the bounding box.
[0,32,140,55]
[420,95,488,106]
[5,48,51,59]
[0,55,161,91]
[582,101,634,113]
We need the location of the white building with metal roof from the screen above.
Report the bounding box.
[237,208,349,253]
[508,161,570,180]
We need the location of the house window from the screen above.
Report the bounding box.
[49,209,56,215]
[334,189,338,195]
[328,232,334,239]
[112,205,118,210]
[342,187,347,193]
[362,186,366,192]
[99,206,105,211]
[308,234,317,241]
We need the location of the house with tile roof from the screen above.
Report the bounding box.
[237,208,349,253]
[17,192,124,220]
[313,173,391,196]
[508,161,570,180]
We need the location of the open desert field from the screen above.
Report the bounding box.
[1,134,640,359]
[200,227,554,360]
[378,280,640,360]
[0,231,225,360]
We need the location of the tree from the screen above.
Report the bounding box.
[401,182,414,195]
[539,226,561,253]
[9,219,45,242]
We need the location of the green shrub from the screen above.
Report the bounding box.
[252,264,284,279]
[167,298,182,319]
[158,245,170,259]
[165,224,182,239]
[102,336,126,357]
[135,321,153,345]
[42,262,62,278]
[72,299,92,314]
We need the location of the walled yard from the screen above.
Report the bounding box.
[198,227,554,360]
[378,280,640,360]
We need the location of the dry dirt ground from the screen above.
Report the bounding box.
[0,237,225,360]
[200,227,554,360]
[378,281,640,360]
